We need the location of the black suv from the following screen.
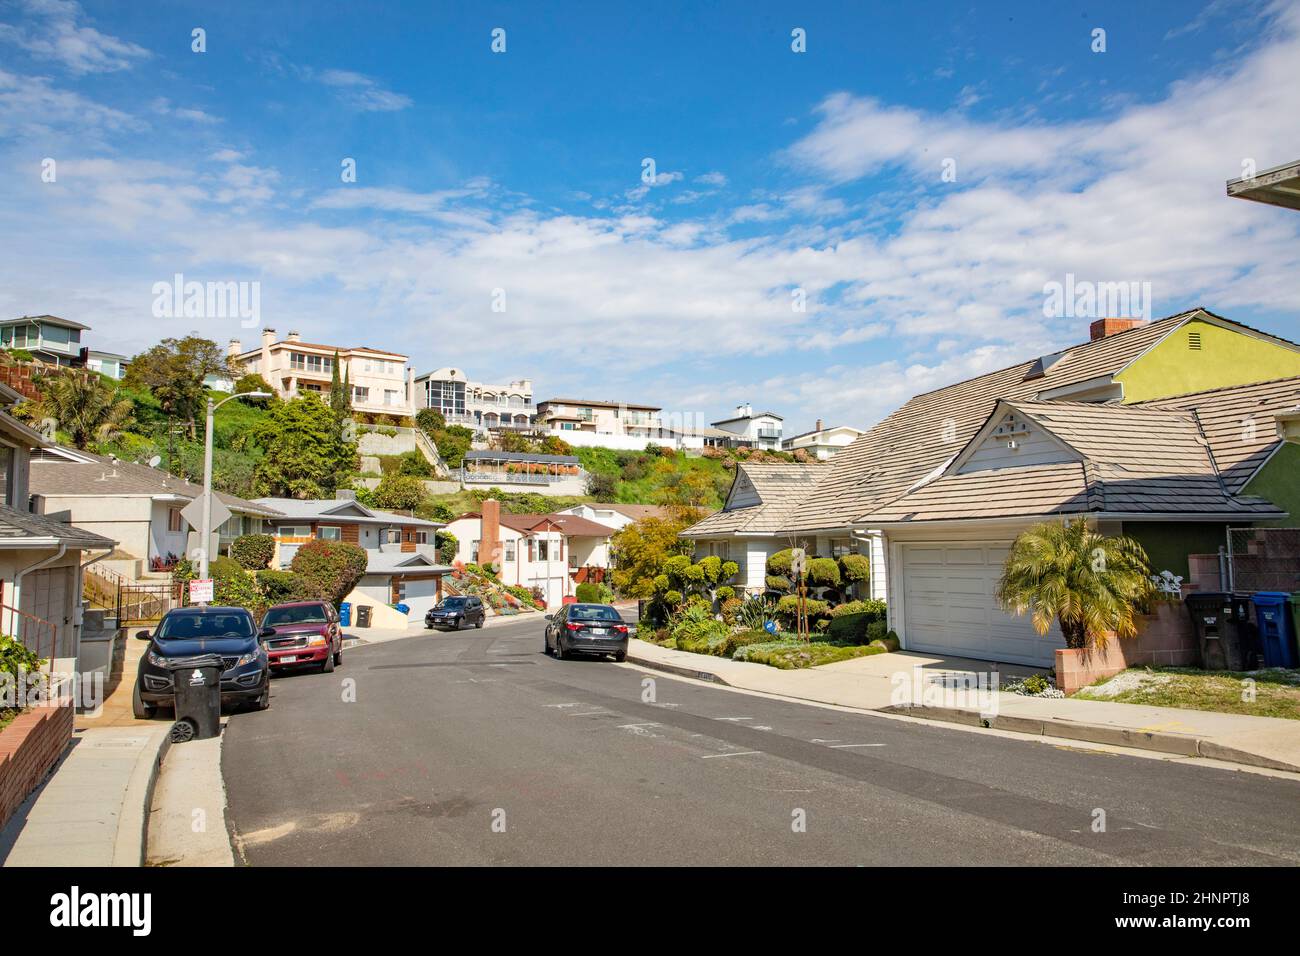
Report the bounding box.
[133,606,271,718]
[425,595,487,630]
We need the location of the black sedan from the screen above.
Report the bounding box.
[133,606,270,718]
[425,595,487,630]
[544,603,629,661]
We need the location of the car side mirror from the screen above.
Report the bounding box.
[259,626,276,640]
[544,614,553,621]
[135,630,151,641]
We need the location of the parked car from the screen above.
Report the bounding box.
[133,606,270,718]
[425,595,486,630]
[261,601,344,673]
[545,603,629,661]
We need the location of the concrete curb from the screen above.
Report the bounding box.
[626,652,731,686]
[629,651,1300,773]
[112,726,172,867]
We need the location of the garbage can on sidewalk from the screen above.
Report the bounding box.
[339,602,351,627]
[1184,592,1247,671]
[1251,592,1298,669]
[166,653,223,742]
[356,604,372,628]
[1230,593,1263,670]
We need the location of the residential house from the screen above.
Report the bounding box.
[535,397,698,451]
[443,500,616,607]
[28,448,279,579]
[782,420,866,460]
[413,366,536,435]
[84,350,129,380]
[0,383,115,674]
[709,404,783,451]
[228,329,412,419]
[684,309,1300,667]
[554,502,672,531]
[459,449,587,496]
[253,494,449,621]
[0,315,88,368]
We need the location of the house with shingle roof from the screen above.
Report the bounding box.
[683,308,1300,666]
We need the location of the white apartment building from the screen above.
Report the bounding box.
[709,403,784,451]
[413,366,535,434]
[228,329,412,418]
[782,420,866,459]
[535,397,701,450]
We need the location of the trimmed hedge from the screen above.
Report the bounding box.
[839,553,870,584]
[256,569,303,605]
[289,539,368,607]
[574,582,603,603]
[807,557,841,588]
[230,533,275,571]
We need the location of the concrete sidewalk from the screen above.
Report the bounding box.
[625,639,1300,774]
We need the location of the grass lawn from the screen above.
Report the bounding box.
[1076,667,1300,720]
[732,640,887,669]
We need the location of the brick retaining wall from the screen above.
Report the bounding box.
[1055,601,1199,695]
[0,701,74,829]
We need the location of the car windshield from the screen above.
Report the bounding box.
[263,605,328,626]
[155,612,254,641]
[439,598,468,608]
[569,605,621,622]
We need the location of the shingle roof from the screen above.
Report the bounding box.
[30,453,282,517]
[686,462,829,536]
[0,505,116,548]
[1141,375,1300,493]
[780,308,1285,532]
[363,552,452,574]
[462,450,580,464]
[253,498,442,528]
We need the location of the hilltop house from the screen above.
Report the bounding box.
[684,309,1300,667]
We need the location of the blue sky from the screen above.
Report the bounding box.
[1,0,1298,434]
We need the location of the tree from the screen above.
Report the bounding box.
[290,539,368,606]
[995,518,1155,650]
[586,471,618,502]
[432,425,473,468]
[252,396,358,498]
[415,408,446,433]
[372,473,426,511]
[124,336,234,437]
[539,435,572,456]
[329,351,349,423]
[609,514,696,599]
[234,373,275,396]
[229,533,276,570]
[27,370,132,449]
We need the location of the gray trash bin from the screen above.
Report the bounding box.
[167,653,223,741]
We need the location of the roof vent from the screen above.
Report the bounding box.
[1188,331,1203,351]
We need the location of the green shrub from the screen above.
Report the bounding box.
[230,533,275,571]
[719,596,742,625]
[807,557,841,588]
[829,599,887,620]
[1,634,45,723]
[256,570,303,605]
[663,589,683,607]
[737,641,886,669]
[575,582,604,603]
[435,530,457,564]
[765,574,791,593]
[774,595,829,630]
[212,559,264,615]
[715,584,735,601]
[289,539,368,607]
[839,553,870,585]
[766,549,793,577]
[373,473,426,511]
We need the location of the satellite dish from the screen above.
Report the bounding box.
[148,456,162,468]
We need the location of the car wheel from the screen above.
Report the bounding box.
[334,645,343,666]
[614,650,627,663]
[475,616,484,628]
[322,648,335,673]
[554,636,566,661]
[253,685,270,711]
[132,681,156,720]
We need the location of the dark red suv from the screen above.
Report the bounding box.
[261,601,343,673]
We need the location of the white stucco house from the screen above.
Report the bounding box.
[709,404,784,451]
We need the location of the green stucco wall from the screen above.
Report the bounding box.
[1117,319,1300,403]
[1242,441,1300,529]
[1123,521,1228,579]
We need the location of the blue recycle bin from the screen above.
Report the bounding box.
[339,602,351,627]
[1250,592,1297,669]
[395,602,410,615]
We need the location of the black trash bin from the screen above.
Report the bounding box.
[1184,592,1248,671]
[1230,594,1263,670]
[167,654,223,742]
[356,605,372,628]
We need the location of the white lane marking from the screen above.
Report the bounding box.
[701,750,762,759]
[714,716,753,722]
[811,739,842,744]
[829,743,886,749]
[568,711,608,717]
[545,702,583,708]
[618,722,662,738]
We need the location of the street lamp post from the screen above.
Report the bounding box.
[199,391,271,580]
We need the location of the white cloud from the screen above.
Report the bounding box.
[695,171,728,186]
[0,0,149,74]
[317,69,412,112]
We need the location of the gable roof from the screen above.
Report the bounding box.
[780,308,1295,532]
[30,451,282,517]
[685,462,829,536]
[856,398,1284,524]
[0,504,116,549]
[253,497,442,528]
[363,552,452,574]
[454,511,614,537]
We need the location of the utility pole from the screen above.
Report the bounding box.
[199,390,270,580]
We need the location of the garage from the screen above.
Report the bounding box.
[394,575,442,617]
[900,541,1062,667]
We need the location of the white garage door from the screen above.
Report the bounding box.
[901,542,1062,667]
[397,578,441,617]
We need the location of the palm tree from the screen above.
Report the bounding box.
[29,370,134,450]
[995,517,1155,650]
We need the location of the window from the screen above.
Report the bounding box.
[471,539,480,562]
[415,531,428,544]
[384,529,401,544]
[290,352,332,373]
[168,507,184,532]
[537,540,550,561]
[0,444,13,507]
[277,525,311,538]
[504,540,515,562]
[317,526,342,541]
[353,385,370,404]
[385,389,401,406]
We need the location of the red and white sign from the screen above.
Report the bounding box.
[189,578,214,604]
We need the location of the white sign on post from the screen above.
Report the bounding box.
[790,547,807,577]
[189,578,214,604]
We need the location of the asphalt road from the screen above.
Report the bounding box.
[222,616,1300,866]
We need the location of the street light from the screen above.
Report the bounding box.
[199,391,272,580]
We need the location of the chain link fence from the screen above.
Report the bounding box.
[1226,527,1300,593]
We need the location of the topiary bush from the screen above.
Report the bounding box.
[766,549,793,577]
[839,553,870,585]
[774,595,830,630]
[289,539,368,607]
[719,596,742,625]
[574,582,603,603]
[256,570,303,605]
[765,574,791,593]
[212,559,264,616]
[715,585,735,602]
[230,533,276,571]
[806,557,841,589]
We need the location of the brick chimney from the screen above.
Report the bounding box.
[815,418,823,432]
[227,338,242,359]
[1089,317,1146,341]
[286,330,301,342]
[480,498,501,569]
